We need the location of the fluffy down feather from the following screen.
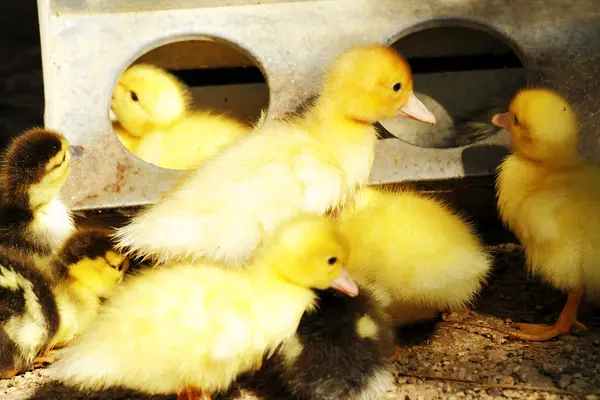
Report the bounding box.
[337,186,492,325]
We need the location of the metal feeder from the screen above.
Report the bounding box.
[37,0,600,211]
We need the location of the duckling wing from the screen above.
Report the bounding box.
[115,126,347,266]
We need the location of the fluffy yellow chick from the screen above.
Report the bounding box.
[493,88,600,341]
[111,63,251,170]
[114,45,436,266]
[337,186,492,327]
[50,215,358,400]
[0,227,128,379]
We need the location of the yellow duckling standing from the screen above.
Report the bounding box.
[114,45,436,266]
[337,186,492,327]
[0,227,128,378]
[50,215,358,400]
[494,88,600,341]
[111,63,251,170]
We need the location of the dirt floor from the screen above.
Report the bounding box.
[1,242,598,400]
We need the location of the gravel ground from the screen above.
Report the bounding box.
[1,243,599,400]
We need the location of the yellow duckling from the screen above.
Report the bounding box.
[50,215,358,400]
[493,88,600,341]
[111,63,251,170]
[114,45,436,266]
[0,128,79,261]
[0,227,128,379]
[337,186,492,327]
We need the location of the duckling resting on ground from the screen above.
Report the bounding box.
[50,215,358,400]
[494,88,600,341]
[337,186,492,329]
[0,128,78,260]
[111,63,251,170]
[0,227,128,378]
[254,284,394,400]
[114,45,436,266]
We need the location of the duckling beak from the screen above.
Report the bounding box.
[329,267,359,297]
[398,92,436,125]
[491,112,512,131]
[69,145,85,162]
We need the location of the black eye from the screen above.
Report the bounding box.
[392,83,401,92]
[327,257,337,265]
[116,263,123,271]
[514,115,519,126]
[130,91,138,102]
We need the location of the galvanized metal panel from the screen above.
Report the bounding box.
[38,0,600,210]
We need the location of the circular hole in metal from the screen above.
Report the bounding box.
[110,37,269,170]
[379,23,527,149]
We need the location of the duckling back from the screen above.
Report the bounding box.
[338,187,492,324]
[115,123,348,266]
[0,247,60,377]
[135,110,251,170]
[257,286,394,400]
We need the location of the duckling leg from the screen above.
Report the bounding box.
[0,367,18,379]
[32,349,60,367]
[177,386,212,400]
[387,346,403,363]
[511,289,587,341]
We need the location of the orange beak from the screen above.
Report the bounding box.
[329,267,359,297]
[491,112,513,131]
[398,92,436,125]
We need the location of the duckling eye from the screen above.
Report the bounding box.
[130,91,139,102]
[513,114,519,126]
[327,257,337,265]
[392,83,401,92]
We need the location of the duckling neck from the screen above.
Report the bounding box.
[28,197,75,251]
[249,264,317,342]
[305,98,377,189]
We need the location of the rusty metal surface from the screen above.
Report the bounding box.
[37,0,600,210]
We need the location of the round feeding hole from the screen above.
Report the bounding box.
[378,25,527,149]
[110,37,269,171]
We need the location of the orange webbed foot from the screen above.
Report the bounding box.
[32,349,60,368]
[387,346,403,363]
[177,386,212,400]
[510,289,585,342]
[510,320,587,341]
[0,367,18,379]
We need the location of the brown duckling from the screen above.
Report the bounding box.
[0,128,82,260]
[0,227,128,378]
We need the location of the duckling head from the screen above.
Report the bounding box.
[56,228,130,297]
[320,44,436,125]
[111,63,190,138]
[1,128,74,209]
[492,88,579,163]
[256,214,359,297]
